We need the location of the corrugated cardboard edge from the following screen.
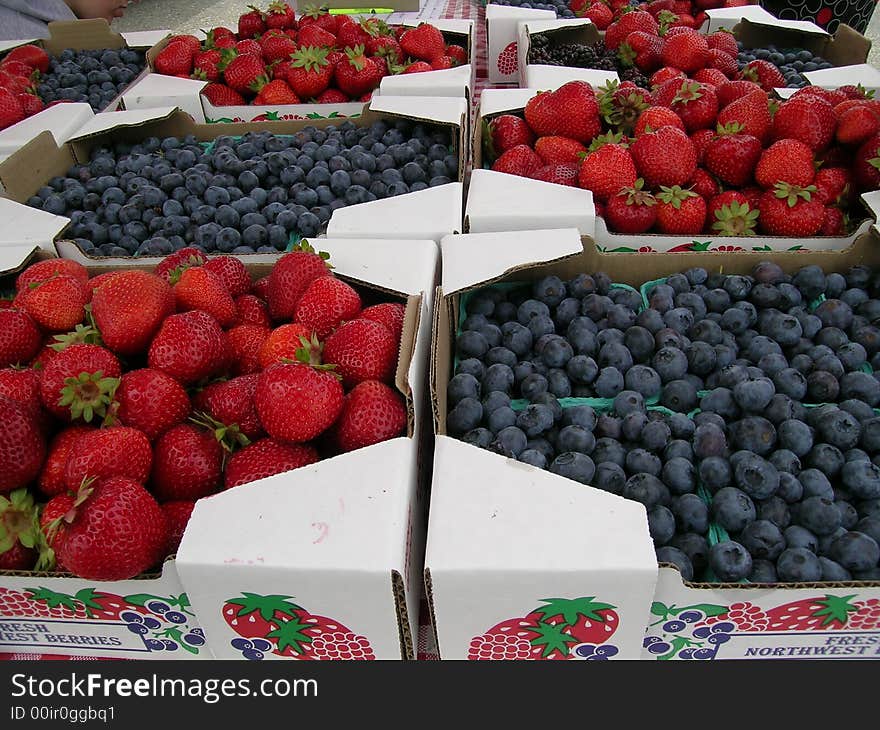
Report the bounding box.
[391,570,415,660]
[423,568,441,659]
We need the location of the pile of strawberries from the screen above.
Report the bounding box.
[0,246,409,582]
[485,66,880,237]
[154,3,468,106]
[571,0,755,33]
[0,44,52,132]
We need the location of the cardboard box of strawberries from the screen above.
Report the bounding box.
[0,233,438,660]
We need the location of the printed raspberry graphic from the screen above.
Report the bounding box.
[850,599,880,630]
[705,601,769,631]
[497,42,518,76]
[309,632,375,660]
[468,632,533,660]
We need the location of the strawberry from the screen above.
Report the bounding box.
[531,164,580,186]
[192,49,222,81]
[259,323,313,368]
[649,67,685,88]
[19,275,88,333]
[578,141,637,202]
[0,309,41,367]
[334,46,383,98]
[360,303,406,340]
[0,367,40,414]
[92,271,175,357]
[524,81,601,143]
[758,183,824,236]
[323,319,397,387]
[267,243,332,321]
[172,266,237,328]
[199,256,249,299]
[39,493,73,570]
[631,125,697,188]
[223,52,268,95]
[604,179,657,233]
[56,476,168,581]
[298,24,337,49]
[853,133,880,191]
[755,139,816,189]
[316,88,349,103]
[0,59,37,78]
[598,80,652,133]
[300,6,340,34]
[192,374,264,441]
[114,368,191,441]
[234,39,264,58]
[0,396,45,492]
[286,46,333,100]
[583,3,614,29]
[491,144,542,177]
[17,93,43,116]
[4,44,50,73]
[238,6,267,38]
[256,361,343,443]
[234,294,271,328]
[813,167,852,206]
[148,311,229,385]
[716,79,762,108]
[794,86,847,107]
[655,185,706,234]
[264,1,295,31]
[155,247,207,283]
[151,424,223,502]
[399,23,446,62]
[836,104,880,145]
[741,60,785,92]
[690,128,715,164]
[39,344,121,423]
[445,44,468,65]
[706,48,738,78]
[64,425,152,489]
[203,82,246,106]
[204,27,236,48]
[618,31,662,72]
[772,94,836,151]
[605,11,658,51]
[333,380,407,453]
[295,276,361,339]
[634,105,685,136]
[688,167,718,199]
[692,68,729,88]
[704,124,762,186]
[708,191,759,236]
[0,488,43,571]
[430,56,455,71]
[224,438,319,490]
[0,72,32,98]
[485,115,535,159]
[534,136,587,165]
[669,81,718,132]
[162,500,194,555]
[337,19,372,50]
[820,206,846,236]
[155,40,196,76]
[260,34,297,65]
[716,89,771,143]
[17,259,87,292]
[228,324,269,375]
[401,61,433,74]
[369,36,404,69]
[660,29,708,73]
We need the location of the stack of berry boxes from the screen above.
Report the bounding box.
[0,97,467,659]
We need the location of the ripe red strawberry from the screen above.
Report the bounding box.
[260,34,297,65]
[369,36,404,69]
[758,183,824,236]
[820,206,846,236]
[173,266,237,328]
[335,46,383,98]
[531,164,580,186]
[19,275,88,333]
[238,6,267,38]
[192,49,222,81]
[631,125,697,187]
[755,139,816,189]
[689,167,718,199]
[655,185,706,234]
[689,128,715,164]
[660,29,708,73]
[224,438,319,489]
[669,81,718,132]
[259,323,312,368]
[228,324,269,375]
[57,476,168,581]
[204,27,237,50]
[582,3,614,29]
[604,179,657,233]
[704,125,762,186]
[793,86,846,107]
[717,79,762,108]
[64,426,152,492]
[151,424,223,502]
[618,31,662,72]
[0,59,37,79]
[264,1,295,31]
[316,88,349,103]
[706,48,737,78]
[813,167,852,206]
[692,68,729,89]
[255,362,344,442]
[40,492,73,569]
[360,303,406,340]
[286,46,333,100]
[234,294,271,328]
[162,500,194,555]
[534,136,587,165]
[115,368,191,441]
[605,11,658,51]
[148,311,228,385]
[155,40,196,76]
[741,59,785,91]
[399,23,446,62]
[634,106,685,137]
[598,81,652,133]
[17,92,43,116]
[401,61,433,74]
[323,319,397,387]
[200,256,250,298]
[525,81,601,143]
[92,271,175,357]
[578,142,637,202]
[298,24,337,49]
[267,244,332,321]
[717,89,771,143]
[650,66,686,88]
[431,56,455,70]
[486,115,535,158]
[0,71,32,98]
[155,247,207,283]
[836,103,880,145]
[0,367,40,415]
[4,44,50,73]
[491,144,542,177]
[39,344,121,423]
[853,133,880,190]
[0,310,43,369]
[295,277,362,339]
[445,44,468,65]
[707,191,759,236]
[192,374,264,441]
[772,94,836,151]
[0,488,42,571]
[202,82,246,106]
[337,19,372,50]
[333,380,407,453]
[223,52,268,95]
[17,259,88,291]
[0,396,45,492]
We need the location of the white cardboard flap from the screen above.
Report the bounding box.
[699,6,778,33]
[803,63,880,91]
[69,106,179,139]
[861,190,880,221]
[123,72,208,96]
[0,243,40,275]
[524,64,619,91]
[326,183,462,243]
[367,95,468,125]
[0,199,70,250]
[378,65,471,98]
[485,4,553,21]
[402,17,474,36]
[440,226,583,294]
[479,87,540,115]
[0,38,38,53]
[0,103,94,152]
[119,30,171,48]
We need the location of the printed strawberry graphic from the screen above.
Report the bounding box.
[468,596,619,660]
[496,42,518,76]
[764,595,867,631]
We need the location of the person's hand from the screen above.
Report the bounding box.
[64,0,130,23]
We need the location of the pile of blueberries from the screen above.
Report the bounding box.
[737,42,836,88]
[25,120,458,257]
[447,261,880,584]
[487,0,574,17]
[35,48,147,112]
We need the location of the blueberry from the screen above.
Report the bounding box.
[648,505,676,546]
[733,453,779,500]
[594,462,627,495]
[699,456,731,492]
[665,439,693,462]
[740,519,786,561]
[626,448,662,478]
[556,425,595,454]
[641,420,671,453]
[652,347,688,383]
[490,426,528,457]
[624,365,661,398]
[840,371,880,406]
[797,496,842,536]
[593,438,626,467]
[768,449,800,475]
[712,487,756,533]
[673,493,708,533]
[457,358,485,380]
[806,443,845,477]
[549,452,596,485]
[841,460,880,500]
[516,404,555,438]
[776,547,823,582]
[670,532,710,573]
[694,423,727,460]
[749,559,778,583]
[448,373,481,405]
[566,355,598,384]
[778,419,813,457]
[819,556,852,581]
[758,495,791,529]
[447,397,483,435]
[709,541,753,582]
[623,473,669,510]
[594,367,624,398]
[655,546,694,581]
[799,468,834,500]
[661,379,698,413]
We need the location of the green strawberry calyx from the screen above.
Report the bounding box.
[712,200,759,237]
[343,45,369,72]
[617,42,636,69]
[587,130,625,153]
[291,239,333,268]
[773,182,816,207]
[657,10,678,36]
[618,178,656,207]
[291,46,330,72]
[672,81,703,106]
[51,322,103,352]
[58,369,120,423]
[715,121,745,136]
[190,411,252,453]
[657,185,698,208]
[0,489,42,557]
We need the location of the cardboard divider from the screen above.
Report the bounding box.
[734,18,871,67]
[516,19,601,88]
[485,5,556,84]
